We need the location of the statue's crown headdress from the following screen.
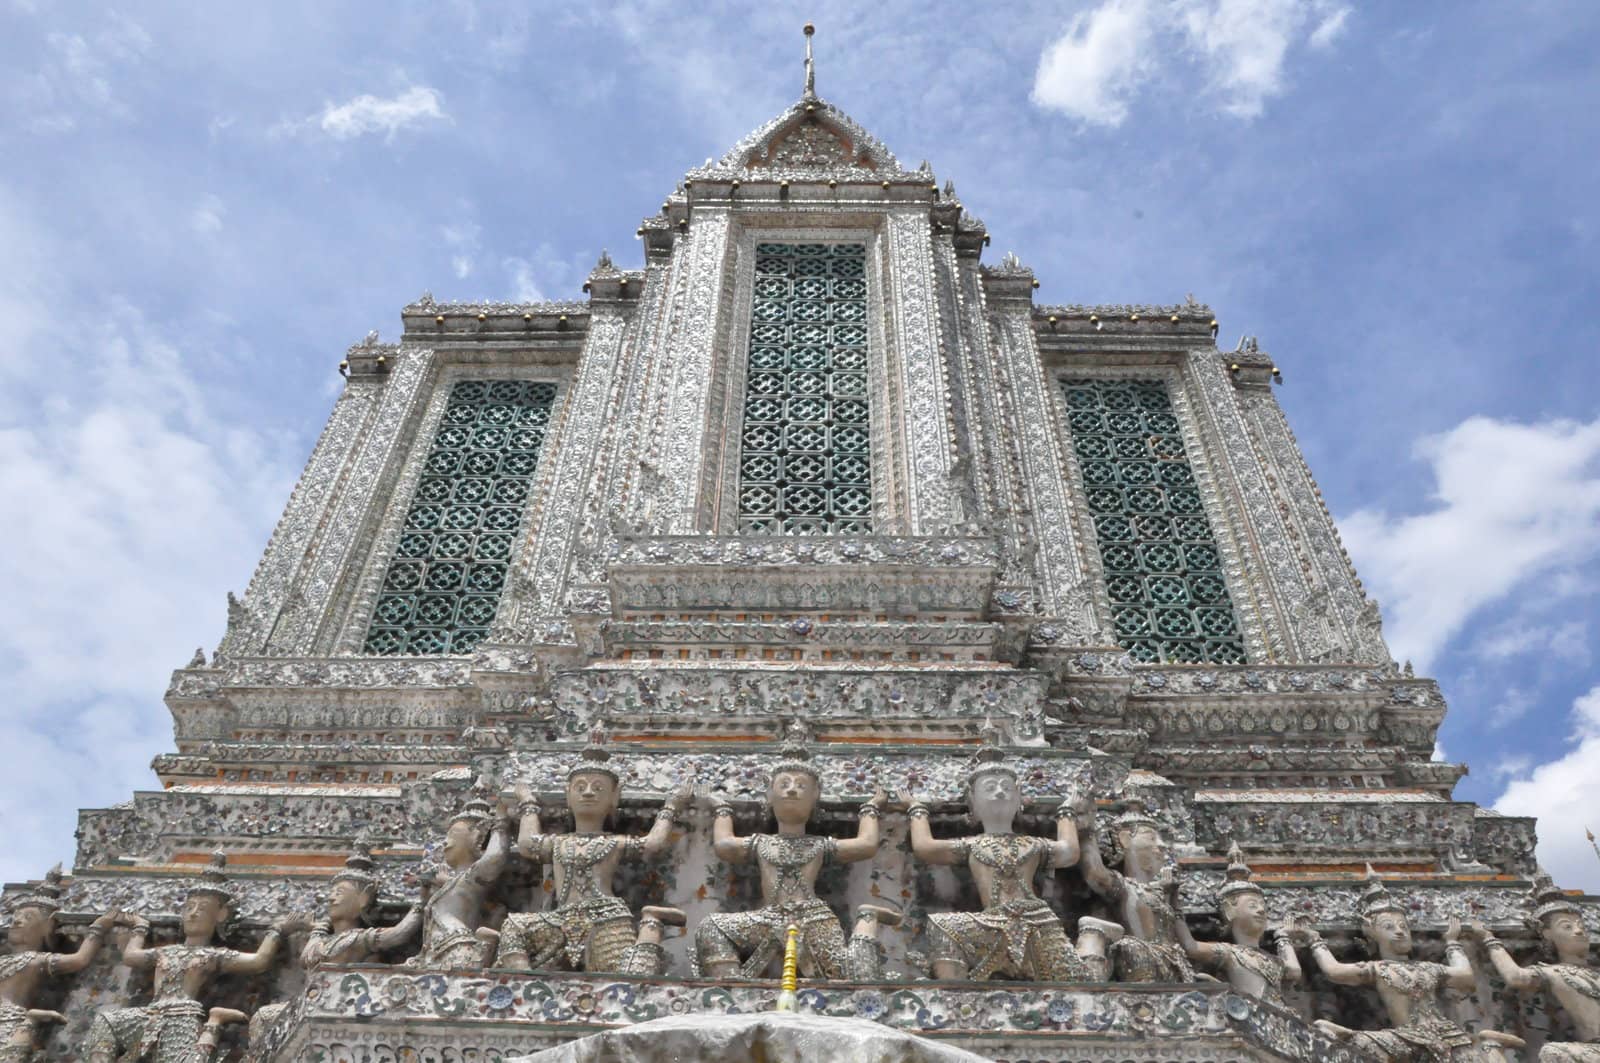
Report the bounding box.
[187,851,235,906]
[568,737,620,787]
[331,846,379,891]
[1528,871,1581,925]
[1111,797,1160,835]
[966,726,1018,786]
[1215,841,1264,906]
[450,777,496,829]
[770,719,820,783]
[1358,864,1405,921]
[13,864,65,915]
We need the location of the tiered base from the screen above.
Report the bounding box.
[259,966,1366,1063]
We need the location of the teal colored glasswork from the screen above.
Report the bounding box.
[1059,378,1246,665]
[738,243,873,533]
[365,379,557,655]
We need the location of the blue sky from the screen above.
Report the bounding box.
[2,1,1598,890]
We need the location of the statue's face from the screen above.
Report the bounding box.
[6,906,50,949]
[1123,825,1167,877]
[328,880,371,924]
[769,770,819,820]
[1367,912,1411,955]
[182,894,226,939]
[1224,892,1268,937]
[567,771,619,819]
[1543,913,1589,958]
[969,770,1021,824]
[442,820,482,864]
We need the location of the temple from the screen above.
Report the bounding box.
[4,27,1594,1063]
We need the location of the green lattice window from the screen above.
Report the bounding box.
[364,379,557,656]
[1059,378,1246,665]
[737,242,873,533]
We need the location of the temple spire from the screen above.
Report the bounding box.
[803,22,816,98]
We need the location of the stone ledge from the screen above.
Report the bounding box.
[255,967,1362,1063]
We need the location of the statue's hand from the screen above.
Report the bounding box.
[92,908,121,929]
[274,912,315,935]
[865,787,890,811]
[1069,792,1097,829]
[1283,924,1320,948]
[1457,919,1486,943]
[116,911,151,932]
[1444,917,1463,943]
[667,783,694,813]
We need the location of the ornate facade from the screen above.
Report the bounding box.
[2,38,1590,1063]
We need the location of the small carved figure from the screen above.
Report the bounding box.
[694,743,899,980]
[0,867,117,1062]
[1174,843,1300,1003]
[1079,799,1195,982]
[1289,869,1523,1062]
[908,748,1121,982]
[1464,873,1600,1061]
[495,745,691,974]
[85,853,307,1063]
[248,848,422,1044]
[412,780,510,968]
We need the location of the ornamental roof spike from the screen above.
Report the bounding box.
[690,31,908,183]
[802,22,816,98]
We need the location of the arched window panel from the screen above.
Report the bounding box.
[736,242,874,534]
[1059,377,1246,666]
[363,378,558,655]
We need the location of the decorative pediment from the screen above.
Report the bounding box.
[755,116,861,169]
[691,95,908,180]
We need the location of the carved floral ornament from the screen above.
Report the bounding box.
[690,96,908,180]
[750,116,866,170]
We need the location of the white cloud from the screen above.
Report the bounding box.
[190,193,225,235]
[1031,0,1158,127]
[1338,416,1600,671]
[0,197,293,881]
[1308,6,1351,49]
[7,14,151,132]
[502,242,586,304]
[314,85,448,141]
[1476,617,1590,666]
[1487,686,1536,730]
[506,257,547,302]
[442,218,480,280]
[1180,0,1347,118]
[1496,685,1600,892]
[1032,0,1351,124]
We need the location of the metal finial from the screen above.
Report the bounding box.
[776,923,801,1010]
[803,23,816,97]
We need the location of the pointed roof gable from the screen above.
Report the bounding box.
[685,24,913,183]
[691,94,910,181]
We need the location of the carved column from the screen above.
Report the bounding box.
[651,209,735,534]
[261,346,436,657]
[983,284,1098,635]
[510,306,635,635]
[1181,351,1308,662]
[1236,383,1391,664]
[883,208,958,533]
